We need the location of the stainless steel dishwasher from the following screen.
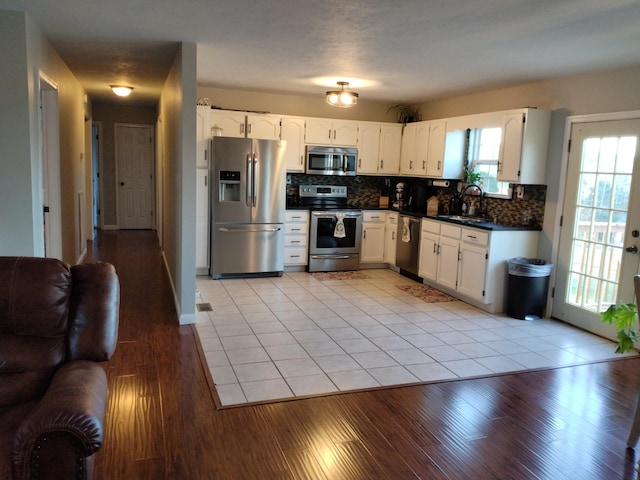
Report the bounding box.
[396,214,421,279]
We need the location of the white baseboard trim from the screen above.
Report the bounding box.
[102,224,119,231]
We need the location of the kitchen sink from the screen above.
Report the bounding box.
[437,215,488,224]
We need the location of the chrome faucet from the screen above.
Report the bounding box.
[459,184,484,217]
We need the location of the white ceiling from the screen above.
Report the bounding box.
[3,0,640,106]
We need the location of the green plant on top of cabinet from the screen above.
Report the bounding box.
[305,117,358,146]
[280,116,306,172]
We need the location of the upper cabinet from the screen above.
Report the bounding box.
[210,110,246,138]
[196,105,211,168]
[357,122,402,175]
[378,123,403,174]
[246,114,281,140]
[210,110,281,140]
[400,120,463,179]
[280,116,306,172]
[305,118,358,146]
[400,122,429,176]
[498,108,551,184]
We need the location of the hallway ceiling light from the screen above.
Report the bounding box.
[111,85,134,97]
[326,81,358,108]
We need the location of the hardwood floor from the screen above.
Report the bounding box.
[89,230,640,479]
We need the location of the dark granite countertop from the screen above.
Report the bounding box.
[287,206,541,231]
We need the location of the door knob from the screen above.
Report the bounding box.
[120,182,125,186]
[626,245,638,253]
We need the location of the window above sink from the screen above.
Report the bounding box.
[467,127,512,199]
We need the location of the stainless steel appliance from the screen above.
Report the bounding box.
[396,214,421,279]
[210,137,287,279]
[300,185,362,272]
[306,146,357,176]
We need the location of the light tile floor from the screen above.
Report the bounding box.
[195,269,634,407]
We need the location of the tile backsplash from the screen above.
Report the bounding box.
[287,174,546,228]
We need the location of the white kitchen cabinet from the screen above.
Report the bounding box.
[357,122,402,175]
[284,210,309,267]
[419,217,539,312]
[357,122,381,174]
[196,105,211,168]
[305,117,358,146]
[280,116,306,172]
[210,109,246,138]
[498,108,551,184]
[246,114,281,140]
[196,168,209,275]
[384,212,398,266]
[361,211,386,264]
[400,122,429,176]
[378,124,403,175]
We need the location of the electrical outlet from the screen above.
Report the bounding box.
[516,185,524,198]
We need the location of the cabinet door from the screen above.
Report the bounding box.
[357,122,381,174]
[384,214,398,265]
[281,117,306,172]
[399,123,416,175]
[211,110,246,138]
[457,242,488,302]
[305,118,333,144]
[436,237,459,290]
[196,106,211,168]
[379,124,402,174]
[498,112,525,182]
[418,231,439,281]
[247,114,280,140]
[413,122,430,176]
[426,120,447,177]
[196,168,209,271]
[361,222,385,263]
[332,120,358,146]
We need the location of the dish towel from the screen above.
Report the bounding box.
[402,217,411,243]
[334,213,346,238]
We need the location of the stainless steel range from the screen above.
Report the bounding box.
[299,185,363,272]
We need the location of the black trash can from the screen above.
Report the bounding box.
[506,258,554,320]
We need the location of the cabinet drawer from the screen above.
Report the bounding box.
[440,223,461,239]
[284,247,307,265]
[386,213,398,224]
[462,228,489,246]
[284,235,307,247]
[421,219,441,235]
[363,211,386,222]
[285,211,309,223]
[285,223,308,235]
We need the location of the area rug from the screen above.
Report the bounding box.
[312,271,370,281]
[395,284,456,303]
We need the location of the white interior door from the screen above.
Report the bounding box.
[116,124,155,229]
[553,119,640,339]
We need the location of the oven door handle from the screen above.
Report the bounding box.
[312,211,362,218]
[310,254,353,260]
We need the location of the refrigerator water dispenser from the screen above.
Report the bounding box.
[219,170,240,202]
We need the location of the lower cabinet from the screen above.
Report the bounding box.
[360,211,386,264]
[384,212,398,267]
[419,218,538,313]
[284,210,309,267]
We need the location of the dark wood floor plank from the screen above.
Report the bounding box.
[87,231,640,480]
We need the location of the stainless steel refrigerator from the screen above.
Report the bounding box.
[210,137,287,279]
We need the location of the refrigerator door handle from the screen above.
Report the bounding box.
[219,226,282,233]
[246,153,252,207]
[252,153,257,207]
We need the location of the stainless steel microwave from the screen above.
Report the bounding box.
[306,146,357,176]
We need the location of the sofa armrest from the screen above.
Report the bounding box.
[12,361,108,478]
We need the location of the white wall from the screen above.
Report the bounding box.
[0,9,88,263]
[159,42,197,325]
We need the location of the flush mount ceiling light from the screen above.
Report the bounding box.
[110,85,134,97]
[326,81,358,108]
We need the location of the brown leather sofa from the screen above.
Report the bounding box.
[0,257,119,480]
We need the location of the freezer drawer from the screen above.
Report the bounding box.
[211,223,284,278]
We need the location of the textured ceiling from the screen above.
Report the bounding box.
[2,0,640,106]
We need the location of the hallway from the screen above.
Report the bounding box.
[88,230,640,479]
